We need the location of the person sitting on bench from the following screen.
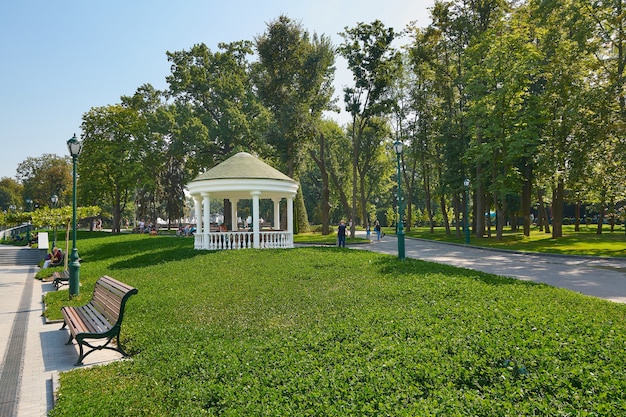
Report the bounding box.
[43,247,63,268]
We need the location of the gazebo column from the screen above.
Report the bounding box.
[251,191,261,248]
[272,198,281,230]
[193,195,202,249]
[231,199,239,231]
[287,195,294,247]
[202,192,211,250]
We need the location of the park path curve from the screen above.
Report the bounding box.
[351,233,626,304]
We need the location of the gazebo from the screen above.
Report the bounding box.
[186,152,299,250]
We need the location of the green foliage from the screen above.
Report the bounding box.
[401,224,626,257]
[47,234,626,415]
[0,177,24,212]
[15,154,72,208]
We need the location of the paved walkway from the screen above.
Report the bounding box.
[354,232,626,304]
[1,237,625,415]
[0,249,122,416]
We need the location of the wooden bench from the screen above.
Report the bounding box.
[52,270,69,289]
[61,275,138,366]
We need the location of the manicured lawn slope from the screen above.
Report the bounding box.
[48,234,626,416]
[399,224,626,257]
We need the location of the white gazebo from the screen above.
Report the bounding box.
[186,152,299,250]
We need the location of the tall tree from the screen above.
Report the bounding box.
[339,20,402,237]
[0,177,24,212]
[254,15,336,232]
[15,154,72,209]
[79,105,146,233]
[308,120,343,234]
[529,0,597,238]
[166,41,270,169]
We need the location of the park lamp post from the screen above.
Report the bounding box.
[67,134,83,297]
[393,140,405,260]
[464,178,471,244]
[25,198,33,242]
[51,194,58,248]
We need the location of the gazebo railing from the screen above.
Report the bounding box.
[194,230,293,250]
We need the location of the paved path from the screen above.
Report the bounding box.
[0,249,122,416]
[354,233,626,304]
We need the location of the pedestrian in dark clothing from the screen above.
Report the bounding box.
[337,220,347,247]
[374,220,381,241]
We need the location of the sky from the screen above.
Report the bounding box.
[0,0,434,180]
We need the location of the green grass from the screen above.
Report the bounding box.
[387,224,626,257]
[47,233,626,416]
[294,231,369,245]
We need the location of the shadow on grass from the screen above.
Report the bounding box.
[304,246,542,290]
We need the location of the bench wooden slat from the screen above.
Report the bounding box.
[61,275,138,365]
[52,270,70,289]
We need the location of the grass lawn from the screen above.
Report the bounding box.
[294,231,369,246]
[45,233,626,416]
[389,224,626,257]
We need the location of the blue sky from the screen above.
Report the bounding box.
[0,0,434,180]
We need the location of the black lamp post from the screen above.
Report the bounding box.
[464,179,470,244]
[393,140,405,260]
[67,134,83,297]
[51,194,58,248]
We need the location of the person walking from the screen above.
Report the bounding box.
[374,220,381,241]
[337,220,347,247]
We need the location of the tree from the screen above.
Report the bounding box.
[464,15,542,240]
[0,177,23,212]
[339,20,402,237]
[166,41,271,169]
[308,120,342,234]
[31,204,100,267]
[15,154,72,209]
[79,105,147,233]
[254,15,336,232]
[529,0,598,238]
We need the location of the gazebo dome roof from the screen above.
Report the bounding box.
[187,152,298,200]
[192,152,294,182]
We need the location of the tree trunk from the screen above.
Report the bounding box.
[423,171,434,234]
[112,203,122,234]
[522,171,532,236]
[538,189,550,234]
[329,167,351,226]
[551,179,564,238]
[597,201,605,235]
[440,194,450,235]
[309,133,331,235]
[609,199,615,232]
[350,123,358,238]
[495,192,504,241]
[475,172,485,238]
[454,194,461,238]
[574,200,581,232]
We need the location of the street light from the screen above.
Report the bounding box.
[464,178,470,244]
[393,140,405,260]
[51,194,58,248]
[67,133,83,297]
[25,198,33,242]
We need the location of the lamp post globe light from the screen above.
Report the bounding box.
[67,134,83,297]
[464,178,470,245]
[51,194,58,248]
[393,140,405,260]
